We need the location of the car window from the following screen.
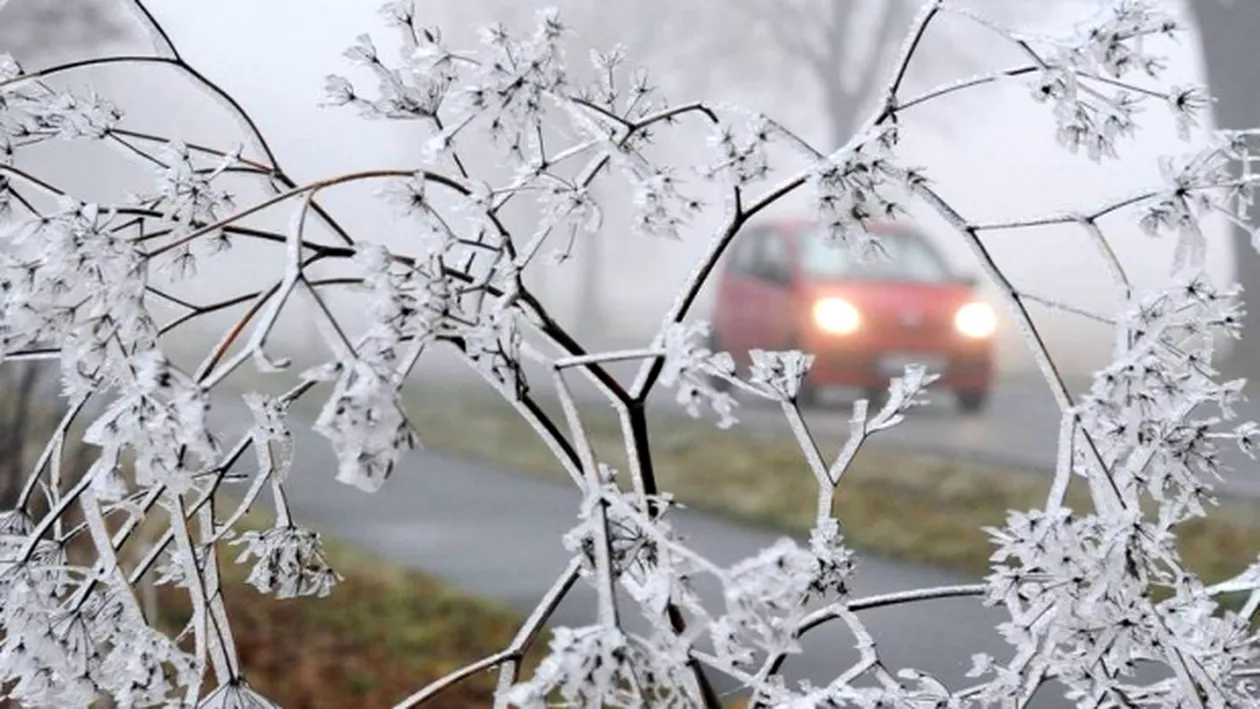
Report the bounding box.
[754,230,792,283]
[727,226,763,276]
[799,226,952,282]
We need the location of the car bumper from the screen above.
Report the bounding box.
[803,334,994,392]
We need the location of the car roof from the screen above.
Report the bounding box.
[758,218,921,239]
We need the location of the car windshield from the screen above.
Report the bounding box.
[799,226,953,282]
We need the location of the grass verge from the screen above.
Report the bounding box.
[369,379,1260,588]
[153,517,755,707]
[155,517,540,708]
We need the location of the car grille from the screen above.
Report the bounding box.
[869,317,951,334]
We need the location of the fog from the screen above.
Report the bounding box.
[15,0,1235,382]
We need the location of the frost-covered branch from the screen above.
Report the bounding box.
[2,0,1259,707]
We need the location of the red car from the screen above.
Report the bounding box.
[708,219,996,413]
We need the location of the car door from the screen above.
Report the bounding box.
[747,227,798,354]
[711,226,761,362]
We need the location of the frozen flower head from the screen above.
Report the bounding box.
[232,526,342,599]
[97,625,199,707]
[720,539,825,658]
[312,360,417,493]
[748,348,815,401]
[659,321,738,427]
[808,518,856,596]
[561,476,700,619]
[504,625,695,708]
[809,123,914,249]
[1020,0,1210,163]
[703,112,774,187]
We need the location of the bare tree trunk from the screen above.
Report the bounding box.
[0,362,46,509]
[818,1,911,150]
[822,79,861,151]
[574,231,603,339]
[1186,1,1260,377]
[574,184,605,343]
[0,0,128,60]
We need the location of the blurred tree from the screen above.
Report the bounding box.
[612,0,1051,150]
[686,0,917,149]
[0,0,129,60]
[0,361,42,508]
[1186,0,1260,375]
[0,360,91,512]
[0,0,124,511]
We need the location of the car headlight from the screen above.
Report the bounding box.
[954,302,996,338]
[813,297,860,335]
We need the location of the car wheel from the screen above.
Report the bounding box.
[709,372,733,394]
[788,337,820,409]
[795,378,819,409]
[956,390,988,414]
[863,386,888,411]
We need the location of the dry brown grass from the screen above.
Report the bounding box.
[154,517,542,709]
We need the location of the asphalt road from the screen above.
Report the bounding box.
[745,373,1260,502]
[690,374,1065,474]
[502,346,1260,502]
[207,398,1076,705]
[217,333,1260,502]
